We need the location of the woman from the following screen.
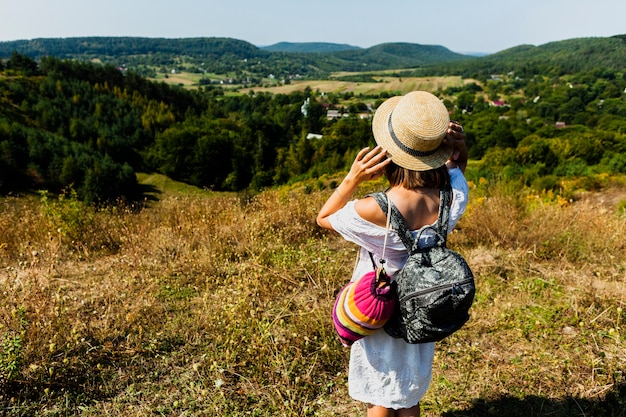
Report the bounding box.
[317,91,469,417]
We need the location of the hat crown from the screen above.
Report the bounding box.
[389,91,449,153]
[372,91,452,171]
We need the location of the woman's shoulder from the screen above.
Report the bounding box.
[354,196,387,228]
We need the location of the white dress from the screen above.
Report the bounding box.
[328,168,469,409]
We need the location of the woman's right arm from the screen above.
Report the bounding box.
[444,121,468,173]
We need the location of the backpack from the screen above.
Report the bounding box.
[370,187,475,344]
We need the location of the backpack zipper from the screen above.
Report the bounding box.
[399,278,474,303]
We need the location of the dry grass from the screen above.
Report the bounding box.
[238,76,468,96]
[0,179,625,416]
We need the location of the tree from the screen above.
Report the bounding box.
[81,155,137,203]
[5,52,38,76]
[455,91,475,113]
[516,135,558,169]
[559,97,585,123]
[302,95,326,134]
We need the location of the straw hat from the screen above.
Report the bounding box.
[372,91,452,171]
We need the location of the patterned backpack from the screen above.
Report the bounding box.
[370,187,475,344]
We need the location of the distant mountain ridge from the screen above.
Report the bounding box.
[425,34,626,77]
[259,42,492,57]
[0,36,470,75]
[0,37,269,60]
[1,35,625,77]
[260,42,362,53]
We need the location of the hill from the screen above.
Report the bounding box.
[1,176,625,416]
[416,35,626,77]
[484,35,626,72]
[260,41,361,53]
[331,42,468,70]
[2,35,626,79]
[0,36,269,60]
[0,36,470,78]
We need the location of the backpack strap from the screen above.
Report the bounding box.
[369,192,414,251]
[369,187,453,251]
[436,186,453,247]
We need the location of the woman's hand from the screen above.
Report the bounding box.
[444,121,468,172]
[316,146,390,230]
[346,146,391,185]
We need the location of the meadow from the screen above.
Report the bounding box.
[149,70,470,97]
[237,75,468,96]
[1,173,625,416]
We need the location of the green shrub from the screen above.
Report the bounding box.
[617,199,626,216]
[39,187,93,242]
[0,307,27,387]
[532,175,559,192]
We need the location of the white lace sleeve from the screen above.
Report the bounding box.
[327,201,389,253]
[448,167,469,232]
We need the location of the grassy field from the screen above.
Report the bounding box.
[148,72,205,87]
[238,76,468,96]
[1,174,625,416]
[149,70,471,96]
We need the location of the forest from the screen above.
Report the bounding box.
[1,44,626,203]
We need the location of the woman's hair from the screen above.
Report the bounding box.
[385,161,450,189]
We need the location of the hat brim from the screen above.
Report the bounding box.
[373,95,453,171]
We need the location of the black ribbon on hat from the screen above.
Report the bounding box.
[388,111,438,157]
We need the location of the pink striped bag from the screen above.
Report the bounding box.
[332,193,397,347]
[332,256,396,347]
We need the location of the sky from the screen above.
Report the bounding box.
[1,0,625,54]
